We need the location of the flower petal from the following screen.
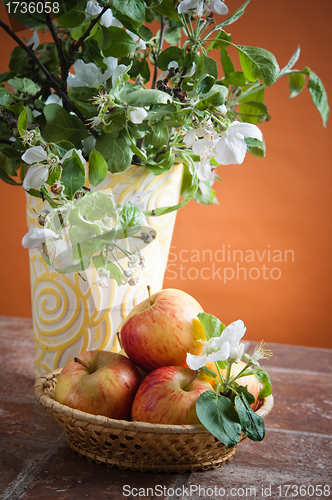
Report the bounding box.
[23,164,49,190]
[214,134,248,165]
[206,341,230,363]
[219,320,246,348]
[178,0,198,14]
[129,107,148,124]
[21,146,47,165]
[228,121,263,141]
[209,0,228,15]
[22,228,58,249]
[186,353,208,370]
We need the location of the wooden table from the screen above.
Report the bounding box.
[0,316,331,500]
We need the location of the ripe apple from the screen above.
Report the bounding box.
[120,288,205,372]
[131,366,212,425]
[55,350,141,420]
[206,360,261,407]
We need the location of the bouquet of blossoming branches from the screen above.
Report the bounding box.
[0,0,329,285]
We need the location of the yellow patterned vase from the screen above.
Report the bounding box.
[26,164,183,377]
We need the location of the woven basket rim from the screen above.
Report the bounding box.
[34,367,274,434]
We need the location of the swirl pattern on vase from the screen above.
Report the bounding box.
[26,164,183,377]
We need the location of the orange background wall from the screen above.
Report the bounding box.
[0,0,331,348]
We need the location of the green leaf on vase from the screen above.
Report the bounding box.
[236,46,280,86]
[61,150,86,199]
[95,130,133,172]
[88,149,108,187]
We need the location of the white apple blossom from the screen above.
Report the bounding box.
[21,146,47,164]
[129,107,148,124]
[45,94,63,107]
[28,29,39,50]
[214,121,263,165]
[21,146,49,190]
[23,163,49,190]
[85,1,116,27]
[186,319,246,370]
[67,58,127,89]
[22,228,58,250]
[178,0,228,17]
[127,30,146,51]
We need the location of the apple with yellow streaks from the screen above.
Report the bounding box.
[120,288,205,372]
[131,366,211,425]
[55,350,141,420]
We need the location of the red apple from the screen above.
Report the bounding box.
[55,350,141,420]
[120,288,205,372]
[131,366,212,425]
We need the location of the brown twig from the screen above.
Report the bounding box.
[0,19,99,139]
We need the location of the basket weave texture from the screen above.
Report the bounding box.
[34,368,274,473]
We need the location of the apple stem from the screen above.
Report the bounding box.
[183,370,199,392]
[147,285,153,306]
[74,357,91,373]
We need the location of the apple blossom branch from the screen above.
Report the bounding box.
[0,19,99,139]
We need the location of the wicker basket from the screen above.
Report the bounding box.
[34,368,274,473]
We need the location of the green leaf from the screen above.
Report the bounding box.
[76,191,117,222]
[17,108,28,136]
[9,46,28,73]
[220,0,251,26]
[245,137,266,158]
[197,312,226,341]
[221,47,235,76]
[280,45,301,76]
[152,0,181,21]
[196,391,242,448]
[92,255,123,286]
[239,87,266,125]
[138,25,153,41]
[195,85,228,110]
[235,393,265,441]
[61,150,85,199]
[88,149,108,187]
[119,201,143,238]
[196,54,218,79]
[288,72,306,99]
[125,89,172,106]
[236,46,280,86]
[98,26,137,58]
[95,130,133,172]
[308,69,329,126]
[235,385,256,406]
[254,369,273,399]
[7,77,40,96]
[44,104,89,144]
[113,0,145,22]
[0,88,14,108]
[143,174,198,216]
